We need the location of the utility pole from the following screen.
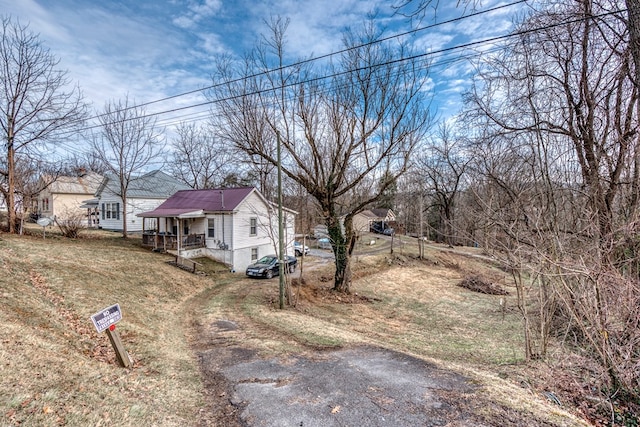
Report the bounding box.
[277,131,285,309]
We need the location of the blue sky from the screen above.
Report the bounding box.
[0,0,525,143]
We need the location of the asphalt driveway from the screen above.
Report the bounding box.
[221,345,478,427]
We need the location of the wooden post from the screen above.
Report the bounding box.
[105,326,132,368]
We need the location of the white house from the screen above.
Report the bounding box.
[137,187,297,272]
[95,170,190,232]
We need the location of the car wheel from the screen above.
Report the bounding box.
[289,264,296,273]
[266,270,273,279]
[295,249,301,257]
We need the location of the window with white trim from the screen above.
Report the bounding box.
[207,218,215,238]
[251,247,258,262]
[103,202,120,220]
[249,217,257,236]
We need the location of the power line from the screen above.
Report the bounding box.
[82,0,530,123]
[74,7,624,135]
[54,3,627,159]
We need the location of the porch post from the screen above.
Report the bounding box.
[163,218,168,251]
[177,218,181,254]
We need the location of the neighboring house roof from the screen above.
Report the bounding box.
[357,208,395,221]
[44,172,103,195]
[137,187,259,218]
[95,170,190,199]
[79,198,99,209]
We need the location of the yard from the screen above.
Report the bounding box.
[0,228,595,425]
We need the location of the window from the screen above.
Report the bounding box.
[103,203,120,220]
[42,198,49,212]
[207,218,215,238]
[251,247,258,262]
[250,217,257,236]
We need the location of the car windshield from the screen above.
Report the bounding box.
[257,256,276,264]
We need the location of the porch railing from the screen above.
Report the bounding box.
[142,233,206,251]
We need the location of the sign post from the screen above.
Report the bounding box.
[90,304,131,368]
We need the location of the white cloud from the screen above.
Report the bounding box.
[173,0,222,29]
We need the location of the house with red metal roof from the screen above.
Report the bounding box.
[137,187,297,272]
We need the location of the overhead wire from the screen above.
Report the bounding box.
[53,3,627,156]
[82,7,624,134]
[51,1,524,149]
[81,0,531,124]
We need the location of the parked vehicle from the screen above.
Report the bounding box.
[245,255,297,279]
[294,241,309,256]
[317,237,332,249]
[370,222,394,235]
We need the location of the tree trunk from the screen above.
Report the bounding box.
[330,215,356,293]
[122,200,128,238]
[7,143,15,234]
[121,186,128,239]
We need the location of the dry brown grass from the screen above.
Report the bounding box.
[0,227,224,426]
[194,241,587,426]
[0,229,587,426]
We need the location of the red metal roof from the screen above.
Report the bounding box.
[138,187,256,218]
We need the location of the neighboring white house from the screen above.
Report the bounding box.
[95,170,190,232]
[137,187,297,272]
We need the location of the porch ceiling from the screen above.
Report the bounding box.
[137,208,205,218]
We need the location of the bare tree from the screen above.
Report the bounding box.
[91,96,165,238]
[393,0,479,25]
[169,122,237,189]
[416,122,469,245]
[212,18,432,293]
[464,0,640,401]
[0,16,87,233]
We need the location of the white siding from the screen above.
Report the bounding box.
[161,190,298,273]
[232,192,275,253]
[204,214,231,249]
[100,197,167,232]
[230,245,274,272]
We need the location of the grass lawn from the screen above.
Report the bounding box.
[0,228,221,426]
[0,227,588,426]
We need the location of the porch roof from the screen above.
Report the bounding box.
[137,208,205,218]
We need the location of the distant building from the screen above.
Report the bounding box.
[353,208,396,233]
[35,172,103,225]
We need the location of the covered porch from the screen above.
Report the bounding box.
[141,232,205,251]
[138,208,207,254]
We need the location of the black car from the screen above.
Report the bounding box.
[245,255,297,279]
[370,222,394,235]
